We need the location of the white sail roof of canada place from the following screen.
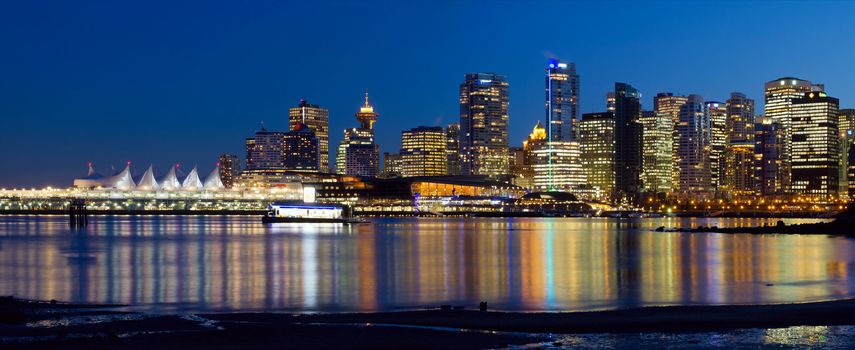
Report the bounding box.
[159,165,181,190]
[136,165,159,191]
[181,166,203,190]
[107,164,136,190]
[203,167,224,190]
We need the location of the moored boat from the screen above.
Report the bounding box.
[262,201,366,224]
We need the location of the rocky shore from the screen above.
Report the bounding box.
[7,297,855,349]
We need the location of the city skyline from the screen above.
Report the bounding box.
[3,1,855,187]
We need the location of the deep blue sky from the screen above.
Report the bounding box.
[2,0,854,187]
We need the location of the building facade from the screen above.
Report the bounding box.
[337,92,380,177]
[381,152,402,177]
[289,100,329,172]
[518,121,547,190]
[579,112,615,199]
[706,101,727,192]
[654,92,688,194]
[245,128,286,170]
[839,109,855,198]
[754,116,784,196]
[532,141,585,192]
[282,122,320,172]
[445,122,461,176]
[459,73,509,177]
[613,82,643,204]
[725,93,756,196]
[640,110,673,194]
[790,91,840,200]
[677,95,712,197]
[218,154,240,188]
[764,77,818,193]
[400,126,447,177]
[545,58,579,141]
[606,92,616,112]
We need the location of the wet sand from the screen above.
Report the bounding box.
[6,298,855,349]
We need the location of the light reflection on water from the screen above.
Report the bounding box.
[0,215,851,313]
[552,325,855,349]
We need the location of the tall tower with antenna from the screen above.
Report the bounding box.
[355,90,378,129]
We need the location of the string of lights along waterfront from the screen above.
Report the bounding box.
[3,60,854,216]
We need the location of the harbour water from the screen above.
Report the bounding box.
[0,215,850,313]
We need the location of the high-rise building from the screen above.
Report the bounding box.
[764,77,820,193]
[677,95,712,197]
[289,100,329,172]
[518,121,547,190]
[245,128,286,170]
[282,122,320,172]
[337,92,380,177]
[606,92,616,112]
[706,101,727,192]
[533,141,585,192]
[579,112,615,199]
[724,93,756,196]
[839,109,855,198]
[459,73,509,177]
[754,116,784,196]
[218,154,240,188]
[382,152,402,177]
[654,92,688,196]
[508,146,528,188]
[849,146,855,198]
[726,93,755,143]
[244,124,319,173]
[613,82,643,204]
[790,91,840,201]
[400,126,447,177]
[545,58,579,141]
[445,122,461,175]
[640,110,673,194]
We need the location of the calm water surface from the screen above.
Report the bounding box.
[0,215,850,313]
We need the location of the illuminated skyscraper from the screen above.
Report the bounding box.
[282,122,320,172]
[764,77,819,193]
[545,58,579,141]
[790,91,839,201]
[724,93,756,196]
[218,154,240,188]
[613,82,643,204]
[381,152,402,177]
[517,121,547,190]
[849,146,855,198]
[245,128,286,170]
[445,122,461,175]
[706,101,727,191]
[459,73,509,177]
[337,92,380,177]
[579,112,615,199]
[606,92,616,112]
[533,141,585,192]
[677,95,712,197]
[400,126,447,177]
[839,109,855,197]
[289,100,329,172]
[640,110,673,194]
[508,146,529,188]
[654,92,688,192]
[754,116,784,195]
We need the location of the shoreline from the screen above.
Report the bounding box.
[0,210,840,219]
[6,297,855,348]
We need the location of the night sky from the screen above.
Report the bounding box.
[2,0,854,187]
